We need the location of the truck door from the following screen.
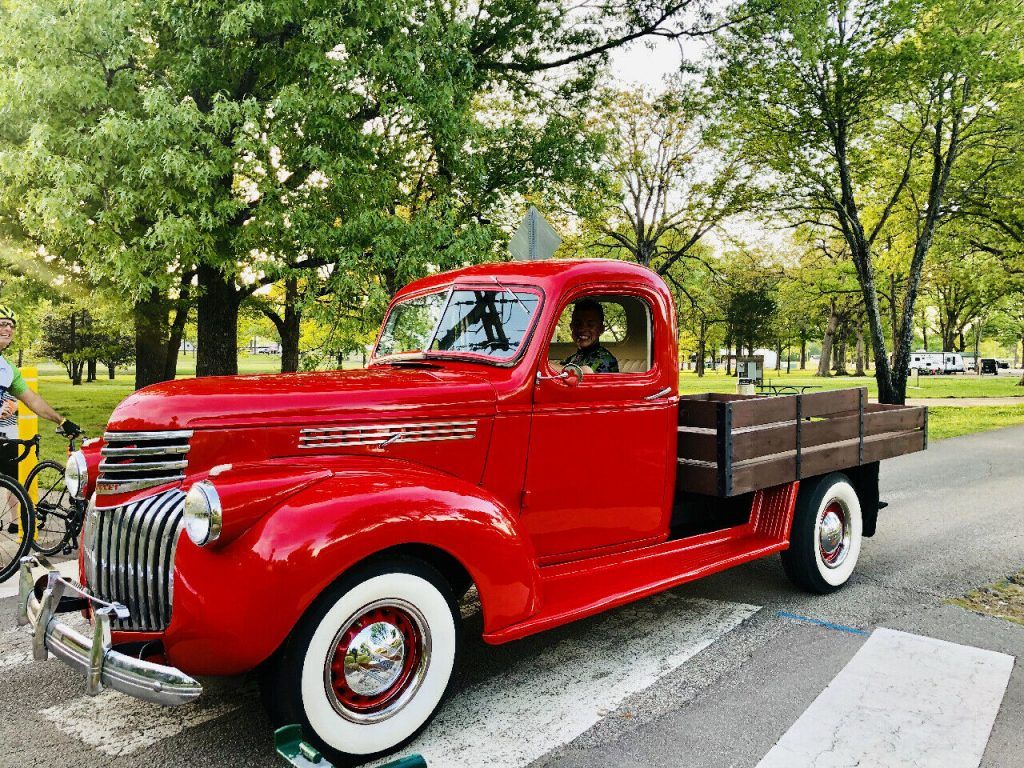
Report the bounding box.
[522,292,676,562]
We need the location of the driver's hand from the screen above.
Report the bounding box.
[0,400,16,419]
[579,365,595,374]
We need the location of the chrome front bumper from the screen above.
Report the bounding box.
[15,557,202,706]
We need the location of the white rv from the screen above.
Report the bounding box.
[910,351,965,374]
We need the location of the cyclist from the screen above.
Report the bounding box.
[0,304,81,533]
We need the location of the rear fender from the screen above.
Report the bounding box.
[165,457,539,674]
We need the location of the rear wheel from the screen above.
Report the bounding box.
[27,461,73,556]
[262,558,460,765]
[0,475,33,583]
[781,473,862,594]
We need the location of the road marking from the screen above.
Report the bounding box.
[39,680,257,757]
[370,594,760,768]
[0,626,33,669]
[756,627,1014,768]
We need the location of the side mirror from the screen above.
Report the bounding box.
[562,363,584,387]
[536,363,585,387]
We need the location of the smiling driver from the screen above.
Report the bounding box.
[559,299,618,374]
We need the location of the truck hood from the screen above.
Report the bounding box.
[106,368,497,432]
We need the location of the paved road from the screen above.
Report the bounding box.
[0,426,1021,768]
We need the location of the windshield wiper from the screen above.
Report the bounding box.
[491,276,531,315]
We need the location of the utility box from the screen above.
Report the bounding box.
[736,356,764,386]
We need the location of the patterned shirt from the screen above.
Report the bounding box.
[0,356,26,439]
[561,345,618,373]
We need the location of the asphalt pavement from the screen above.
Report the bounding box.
[0,425,1021,768]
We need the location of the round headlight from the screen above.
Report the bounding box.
[65,451,88,499]
[183,481,222,546]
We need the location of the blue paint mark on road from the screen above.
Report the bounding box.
[777,611,869,636]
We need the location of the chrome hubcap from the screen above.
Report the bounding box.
[325,599,430,723]
[818,501,850,568]
[343,621,406,696]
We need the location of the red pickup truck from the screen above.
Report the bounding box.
[18,259,926,764]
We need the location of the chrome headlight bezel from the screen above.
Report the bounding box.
[65,450,88,499]
[183,480,222,546]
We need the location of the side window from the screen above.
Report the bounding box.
[548,295,653,374]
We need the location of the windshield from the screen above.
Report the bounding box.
[377,288,540,361]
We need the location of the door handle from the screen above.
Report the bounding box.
[643,386,673,401]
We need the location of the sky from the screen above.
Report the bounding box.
[608,37,684,91]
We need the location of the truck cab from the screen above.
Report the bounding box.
[18,259,927,765]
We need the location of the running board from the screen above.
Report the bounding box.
[484,483,798,644]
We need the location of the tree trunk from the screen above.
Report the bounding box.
[134,288,170,390]
[281,277,301,373]
[725,337,733,376]
[1019,334,1024,386]
[696,319,707,377]
[17,349,22,367]
[775,342,782,371]
[800,336,807,369]
[163,284,191,381]
[833,320,848,375]
[108,364,116,379]
[855,325,866,377]
[817,310,838,377]
[87,359,97,382]
[72,360,83,386]
[196,264,241,377]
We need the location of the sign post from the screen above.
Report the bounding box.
[17,366,38,502]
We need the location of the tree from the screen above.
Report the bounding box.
[41,309,92,385]
[710,0,1023,403]
[1,0,727,384]
[579,88,755,276]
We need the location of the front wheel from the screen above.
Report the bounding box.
[0,474,34,583]
[262,558,460,765]
[27,461,74,556]
[780,473,862,594]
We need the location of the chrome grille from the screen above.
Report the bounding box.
[98,430,192,494]
[299,420,477,450]
[86,489,186,631]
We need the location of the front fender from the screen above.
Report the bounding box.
[164,456,539,675]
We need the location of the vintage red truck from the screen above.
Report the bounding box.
[17,259,927,764]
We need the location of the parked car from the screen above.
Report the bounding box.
[18,260,928,765]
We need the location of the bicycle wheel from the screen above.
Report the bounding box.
[27,460,74,557]
[0,474,34,583]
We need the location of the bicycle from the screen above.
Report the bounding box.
[28,430,86,558]
[0,435,39,583]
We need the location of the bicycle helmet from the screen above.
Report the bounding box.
[0,305,15,326]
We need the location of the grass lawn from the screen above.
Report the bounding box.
[678,369,1024,398]
[926,406,1024,440]
[16,357,1024,467]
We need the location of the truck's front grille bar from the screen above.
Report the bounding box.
[87,489,186,631]
[98,431,193,494]
[298,420,477,449]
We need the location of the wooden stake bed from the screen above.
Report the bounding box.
[677,387,927,497]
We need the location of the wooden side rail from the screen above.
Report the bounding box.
[678,388,927,497]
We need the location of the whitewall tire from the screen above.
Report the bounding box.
[262,558,459,764]
[781,473,863,594]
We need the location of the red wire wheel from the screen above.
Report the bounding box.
[327,603,424,716]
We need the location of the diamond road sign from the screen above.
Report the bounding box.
[509,206,561,261]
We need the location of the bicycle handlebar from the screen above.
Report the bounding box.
[0,434,40,463]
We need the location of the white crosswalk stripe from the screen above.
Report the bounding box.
[39,681,257,757]
[757,628,1015,768]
